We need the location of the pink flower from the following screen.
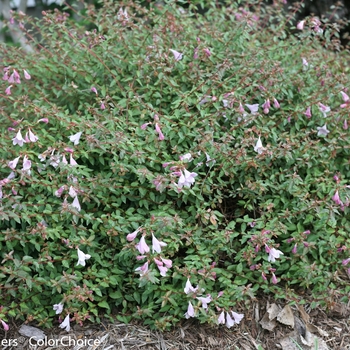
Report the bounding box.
[231,311,244,324]
[218,311,225,324]
[135,261,149,276]
[22,155,31,174]
[5,85,12,95]
[297,20,305,30]
[203,48,211,57]
[262,272,267,281]
[292,244,297,254]
[91,87,98,95]
[341,91,349,102]
[178,169,198,188]
[69,154,78,166]
[161,257,172,268]
[302,57,308,66]
[169,49,183,61]
[23,69,31,80]
[262,99,270,114]
[332,190,342,205]
[245,103,259,114]
[100,102,106,110]
[196,294,212,309]
[342,258,350,266]
[152,233,167,254]
[72,196,81,211]
[12,130,26,147]
[184,279,198,294]
[317,124,330,137]
[318,103,330,118]
[61,154,68,165]
[304,107,312,118]
[273,98,280,108]
[226,312,235,328]
[157,265,168,276]
[136,236,150,254]
[267,247,284,263]
[8,156,21,169]
[127,227,141,242]
[27,128,38,142]
[55,186,65,197]
[8,69,21,84]
[38,118,49,123]
[184,301,195,319]
[155,123,164,140]
[271,273,278,284]
[344,120,348,130]
[141,122,150,130]
[1,319,9,331]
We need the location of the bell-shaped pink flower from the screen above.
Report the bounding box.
[135,261,149,276]
[267,247,284,263]
[136,236,150,254]
[273,98,280,108]
[91,86,98,95]
[22,155,31,174]
[196,294,212,309]
[231,311,244,324]
[226,312,235,328]
[304,107,312,118]
[341,91,349,102]
[127,227,141,242]
[141,122,150,130]
[161,257,172,268]
[157,265,168,276]
[262,99,270,114]
[297,20,305,30]
[72,196,81,211]
[27,128,38,142]
[245,103,259,114]
[100,102,106,110]
[218,311,225,324]
[23,69,31,80]
[1,319,9,331]
[8,156,21,169]
[152,233,167,254]
[55,186,65,197]
[178,169,198,189]
[169,49,183,61]
[69,154,78,166]
[343,120,348,130]
[38,118,49,123]
[155,123,164,140]
[12,130,26,147]
[332,190,342,205]
[292,244,297,254]
[184,301,195,319]
[271,273,278,284]
[5,85,12,95]
[184,278,198,294]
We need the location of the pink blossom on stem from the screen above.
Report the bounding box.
[292,244,297,254]
[23,69,31,80]
[155,123,164,140]
[72,196,81,211]
[12,130,26,147]
[136,236,150,254]
[302,57,308,66]
[262,99,270,114]
[297,20,305,30]
[161,257,172,268]
[141,122,150,130]
[341,91,349,102]
[267,247,284,263]
[342,258,350,266]
[178,169,198,188]
[135,261,149,276]
[196,294,212,309]
[169,49,183,61]
[38,118,49,123]
[157,265,168,276]
[100,102,106,110]
[22,155,31,174]
[69,154,78,166]
[231,311,244,324]
[218,311,225,324]
[27,128,38,142]
[271,273,278,284]
[273,98,280,108]
[226,312,235,328]
[55,186,65,197]
[91,87,98,95]
[152,233,167,254]
[5,85,12,95]
[1,319,9,331]
[184,279,198,294]
[332,190,342,205]
[8,156,21,170]
[184,301,195,319]
[127,227,141,242]
[343,120,348,130]
[304,107,312,118]
[203,48,211,57]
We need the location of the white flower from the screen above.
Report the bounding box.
[59,314,70,332]
[76,248,91,267]
[8,156,21,170]
[178,169,198,189]
[196,295,212,309]
[184,279,198,294]
[254,136,264,154]
[152,233,167,254]
[69,186,77,198]
[226,312,235,328]
[69,132,82,145]
[268,248,284,263]
[53,302,64,315]
[218,311,225,324]
[318,103,330,118]
[12,130,26,147]
[231,311,244,324]
[245,104,259,114]
[317,124,330,137]
[180,153,193,161]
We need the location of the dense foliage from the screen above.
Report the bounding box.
[0,0,350,331]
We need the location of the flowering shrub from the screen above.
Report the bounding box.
[1,0,350,331]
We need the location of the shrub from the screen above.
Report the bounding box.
[1,0,350,331]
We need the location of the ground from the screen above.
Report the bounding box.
[2,297,350,350]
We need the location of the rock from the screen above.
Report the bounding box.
[18,325,45,340]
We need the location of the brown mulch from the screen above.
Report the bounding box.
[2,299,350,350]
